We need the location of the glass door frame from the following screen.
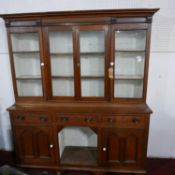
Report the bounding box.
[43,26,77,101]
[7,27,46,102]
[110,23,150,103]
[77,25,110,101]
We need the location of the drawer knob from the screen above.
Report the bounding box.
[62,117,69,122]
[49,144,54,148]
[85,117,93,122]
[17,115,25,121]
[103,147,107,151]
[40,116,47,122]
[132,118,140,124]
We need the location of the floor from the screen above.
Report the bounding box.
[0,151,175,175]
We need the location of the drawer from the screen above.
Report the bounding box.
[102,116,146,128]
[12,112,52,124]
[56,115,100,126]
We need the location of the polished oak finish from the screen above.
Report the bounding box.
[1,9,158,175]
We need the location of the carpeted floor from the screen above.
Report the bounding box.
[0,151,175,175]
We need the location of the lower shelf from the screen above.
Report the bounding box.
[60,146,97,166]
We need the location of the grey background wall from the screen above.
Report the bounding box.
[0,0,175,158]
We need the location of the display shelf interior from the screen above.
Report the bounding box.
[11,33,39,52]
[17,79,43,96]
[49,31,73,53]
[81,79,104,97]
[52,79,74,96]
[115,30,146,51]
[58,126,97,165]
[13,53,41,78]
[114,79,143,98]
[115,51,145,80]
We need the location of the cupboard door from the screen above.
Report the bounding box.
[8,27,45,99]
[78,25,109,100]
[14,126,55,165]
[111,24,148,101]
[102,128,145,168]
[44,26,75,100]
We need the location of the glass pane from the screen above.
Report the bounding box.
[58,126,97,165]
[80,30,105,97]
[114,80,143,98]
[49,31,74,96]
[17,79,42,96]
[11,32,43,97]
[115,30,146,51]
[114,30,146,98]
[52,79,74,96]
[11,33,39,52]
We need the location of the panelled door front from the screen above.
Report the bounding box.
[14,126,55,165]
[102,128,145,168]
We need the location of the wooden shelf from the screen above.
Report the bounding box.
[52,75,104,79]
[50,52,104,57]
[60,146,97,165]
[115,50,145,52]
[80,52,104,56]
[13,51,40,54]
[115,74,144,80]
[16,75,41,80]
[51,52,73,56]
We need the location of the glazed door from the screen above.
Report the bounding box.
[102,128,145,168]
[14,126,55,165]
[44,25,110,101]
[110,24,149,102]
[43,26,76,101]
[8,27,45,100]
[78,25,110,100]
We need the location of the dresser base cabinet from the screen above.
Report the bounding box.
[9,104,150,175]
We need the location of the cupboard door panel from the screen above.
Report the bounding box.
[15,126,35,159]
[14,126,55,165]
[35,128,51,159]
[103,128,145,168]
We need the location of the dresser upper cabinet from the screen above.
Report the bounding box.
[3,9,158,102]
